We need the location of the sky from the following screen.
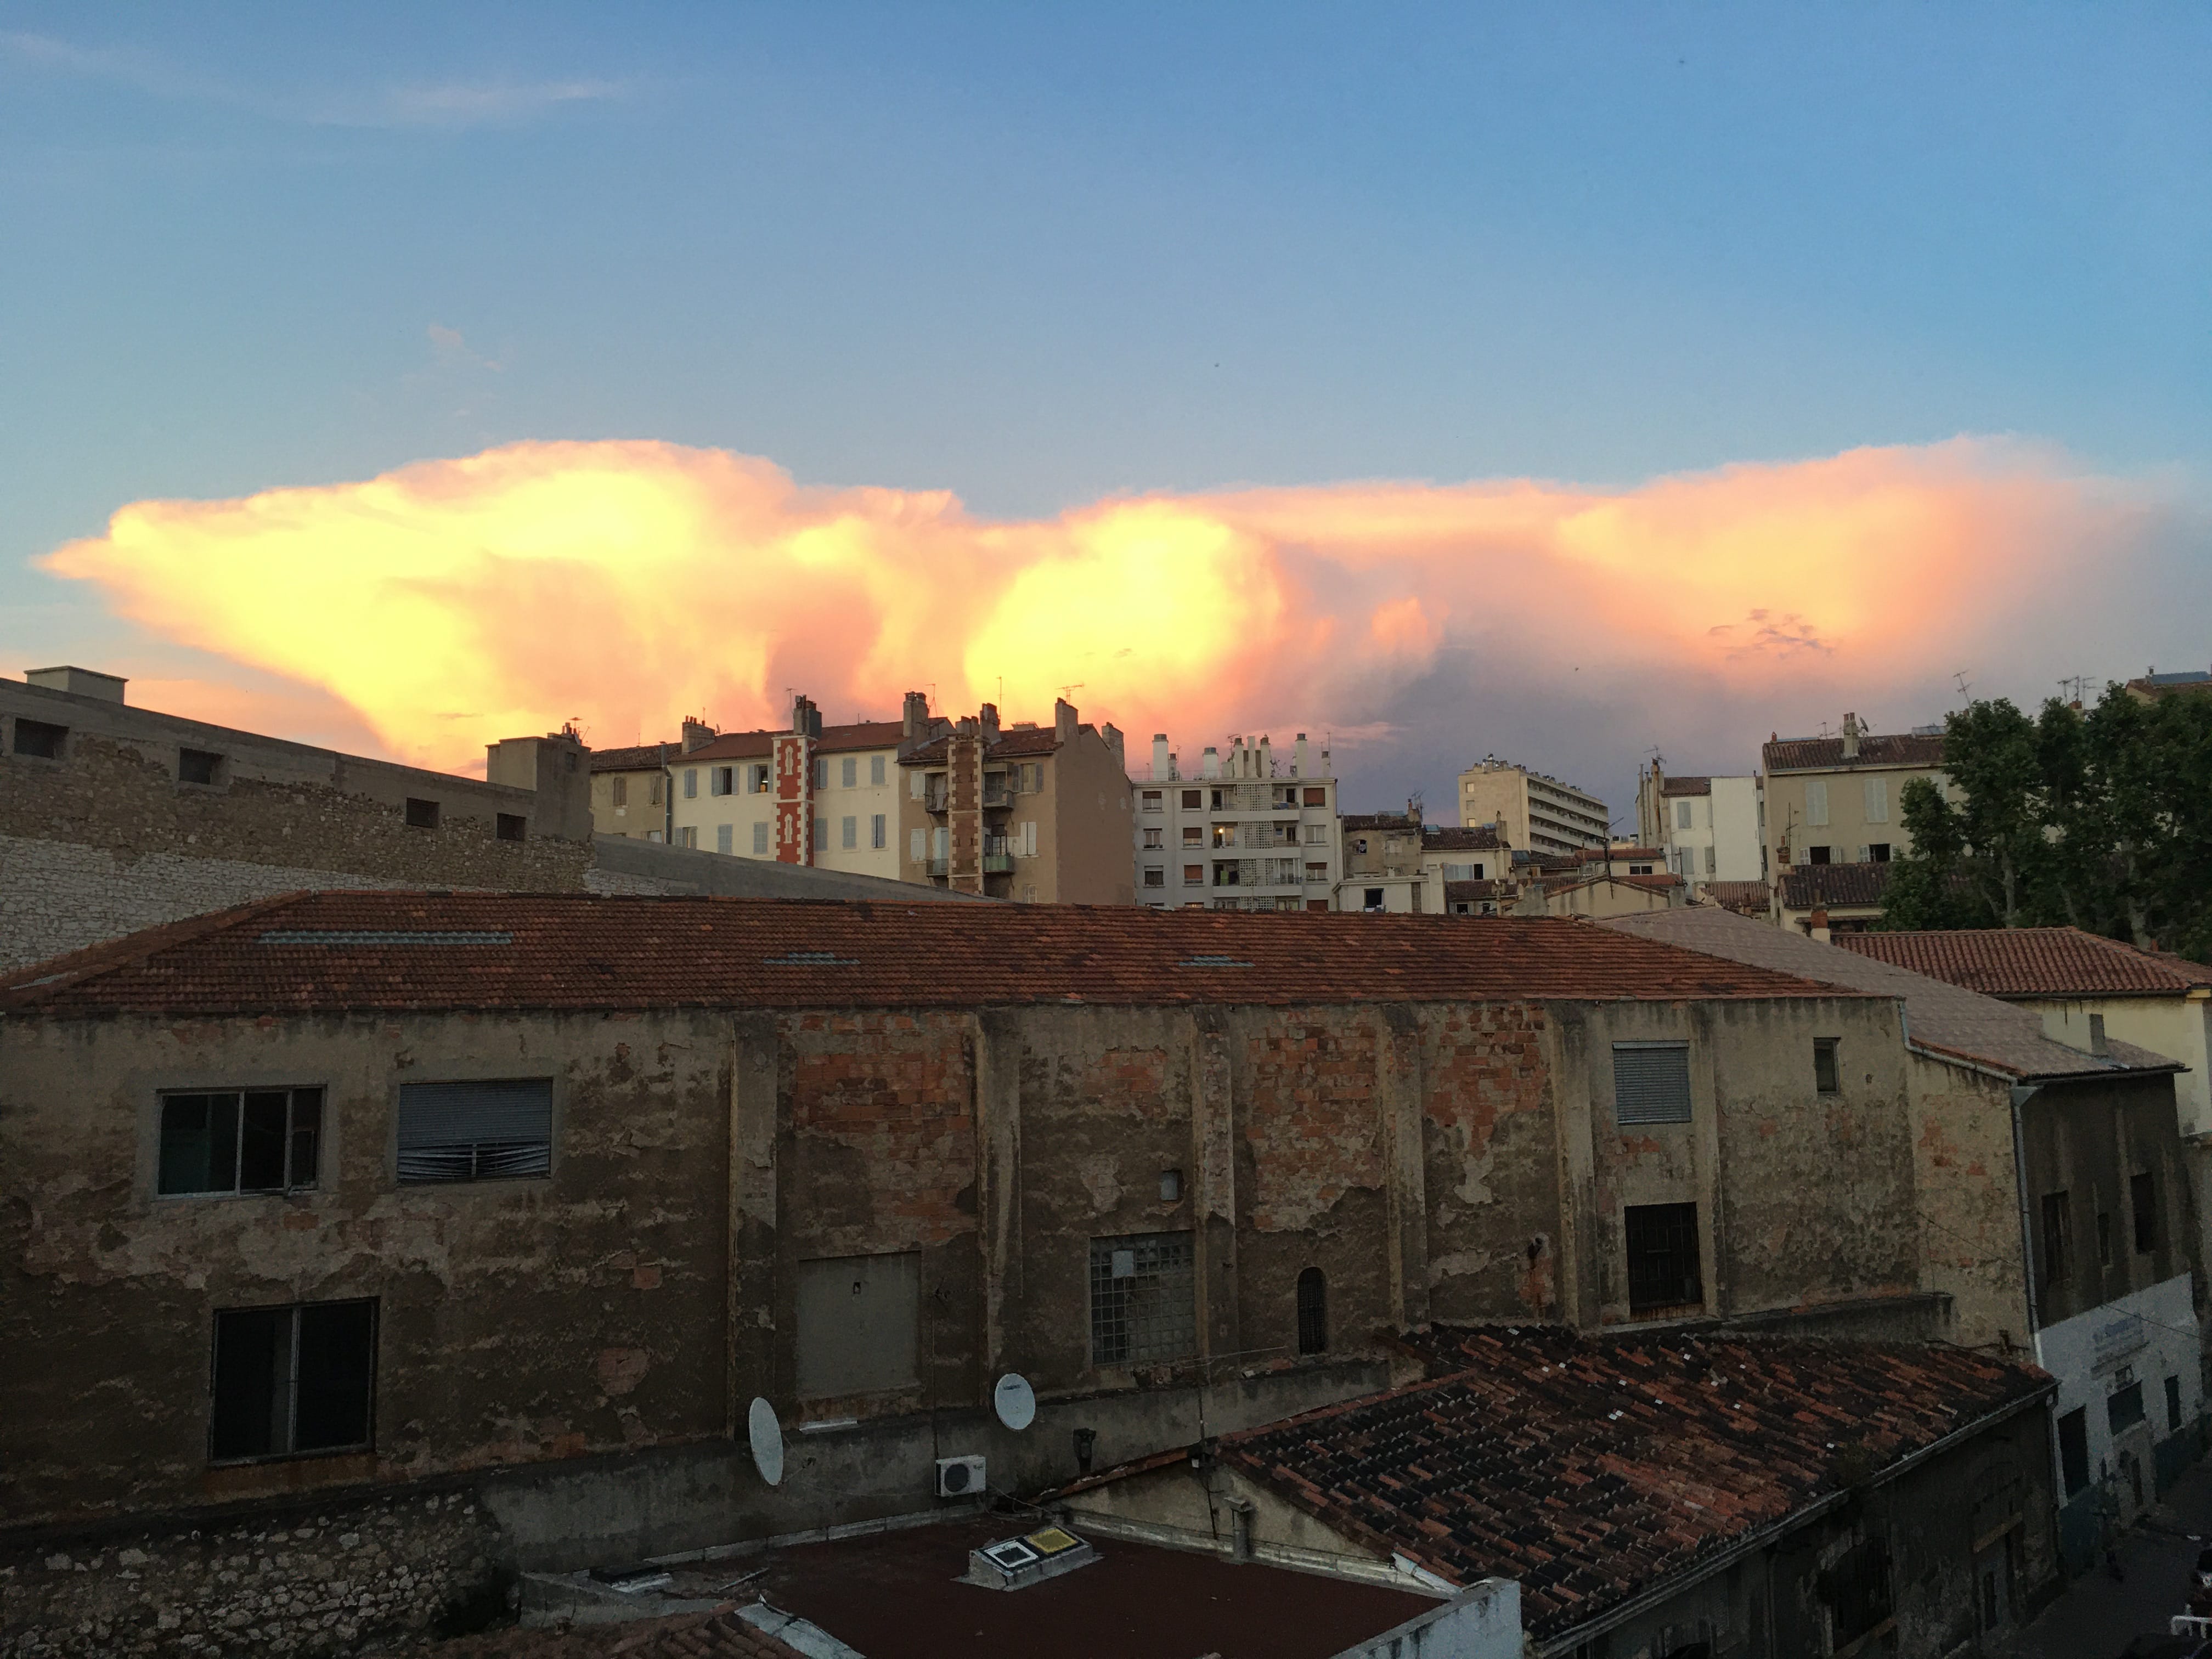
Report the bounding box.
[4,4,2209,819]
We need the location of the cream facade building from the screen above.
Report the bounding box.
[1761,715,1945,878]
[1133,733,1338,910]
[669,704,913,881]
[1457,757,1608,856]
[1634,768,1765,886]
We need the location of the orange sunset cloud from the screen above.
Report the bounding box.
[39,437,2149,777]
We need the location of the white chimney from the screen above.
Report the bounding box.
[1294,732,1309,777]
[1201,746,1221,778]
[1152,733,1170,781]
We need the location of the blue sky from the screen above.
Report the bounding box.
[3,4,2208,806]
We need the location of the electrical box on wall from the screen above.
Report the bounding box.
[936,1454,986,1498]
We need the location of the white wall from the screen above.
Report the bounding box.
[1709,775,1764,882]
[2033,997,2212,1138]
[2034,1272,2200,1523]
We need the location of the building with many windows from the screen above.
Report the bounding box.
[1762,714,1945,886]
[668,699,916,881]
[1634,766,1765,887]
[1456,757,1609,856]
[1131,732,1338,910]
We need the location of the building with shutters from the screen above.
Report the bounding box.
[1634,765,1765,887]
[1762,715,1945,925]
[5,886,1962,1631]
[1131,732,1339,910]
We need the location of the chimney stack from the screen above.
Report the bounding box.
[1201,745,1221,779]
[1054,698,1077,743]
[1152,733,1170,781]
[979,702,1001,743]
[681,716,718,753]
[1103,723,1124,769]
[1840,712,1861,761]
[902,690,930,738]
[1294,733,1309,778]
[789,695,821,740]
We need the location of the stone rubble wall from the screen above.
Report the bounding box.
[0,1491,506,1658]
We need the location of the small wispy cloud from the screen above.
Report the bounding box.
[1,30,628,132]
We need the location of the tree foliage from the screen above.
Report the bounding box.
[1878,685,2212,959]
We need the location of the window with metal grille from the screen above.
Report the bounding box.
[1089,1232,1195,1367]
[1295,1267,1328,1355]
[1624,1201,1701,1313]
[2132,1170,2158,1253]
[210,1299,375,1462]
[397,1079,552,1183]
[1613,1042,1692,1125]
[159,1088,323,1195]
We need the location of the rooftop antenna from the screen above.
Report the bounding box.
[1952,669,1973,700]
[2058,674,2091,703]
[1058,682,1085,701]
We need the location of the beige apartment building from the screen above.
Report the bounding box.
[1762,715,1945,931]
[900,699,1133,902]
[669,704,915,880]
[1457,757,1609,856]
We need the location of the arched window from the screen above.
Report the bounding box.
[1296,1267,1328,1356]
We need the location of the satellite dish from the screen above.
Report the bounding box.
[747,1397,785,1487]
[992,1372,1037,1432]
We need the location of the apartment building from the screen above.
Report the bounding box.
[586,717,716,842]
[1634,765,1765,885]
[899,698,1132,902]
[1457,756,1609,856]
[1763,713,1945,881]
[1132,732,1338,910]
[670,698,914,879]
[1335,815,1511,913]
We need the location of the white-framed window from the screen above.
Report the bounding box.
[1142,791,1163,811]
[753,821,770,855]
[1305,823,1328,844]
[1143,867,1165,887]
[1143,828,1164,848]
[910,769,926,798]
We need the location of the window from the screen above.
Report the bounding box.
[716,823,733,854]
[397,1078,552,1183]
[2132,1171,2158,1252]
[612,776,628,808]
[813,758,828,789]
[1865,778,1889,823]
[2040,1191,2072,1285]
[1354,838,1368,854]
[210,1299,376,1463]
[813,817,827,851]
[753,822,770,855]
[496,813,526,841]
[1143,828,1164,849]
[1868,843,1891,862]
[871,755,886,786]
[649,775,664,806]
[710,766,732,796]
[1613,1041,1692,1125]
[679,826,698,848]
[1023,763,1044,793]
[1181,789,1201,809]
[2097,1210,2113,1267]
[1184,865,1204,887]
[1212,824,1235,847]
[1624,1202,1702,1313]
[404,797,439,829]
[1363,887,1384,909]
[1675,800,1693,830]
[750,764,770,793]
[1306,862,1328,880]
[2168,1375,2184,1434]
[1305,823,1328,844]
[1813,1039,1840,1096]
[2056,1407,2089,1495]
[911,768,927,799]
[1158,1169,1182,1201]
[2109,1380,2146,1434]
[1703,846,1716,876]
[1142,791,1163,810]
[1296,1267,1328,1356]
[179,747,222,785]
[1807,845,1831,864]
[795,1252,918,1398]
[837,815,855,849]
[841,757,857,788]
[1182,826,1203,846]
[871,813,887,849]
[1304,787,1326,807]
[682,769,698,799]
[1089,1232,1195,1366]
[12,717,67,758]
[159,1088,323,1195]
[910,828,926,861]
[1805,780,1829,826]
[1143,867,1165,888]
[932,826,949,861]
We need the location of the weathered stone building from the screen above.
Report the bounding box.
[1,891,1969,1652]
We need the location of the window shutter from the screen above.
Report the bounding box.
[910,828,925,861]
[398,1080,552,1182]
[1612,1042,1692,1125]
[1024,821,1039,857]
[1804,781,1829,827]
[1864,777,1888,823]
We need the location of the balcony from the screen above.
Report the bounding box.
[927,856,950,877]
[983,834,1014,874]
[924,780,949,813]
[983,782,1014,809]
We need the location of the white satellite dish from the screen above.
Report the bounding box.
[992,1372,1037,1432]
[747,1397,785,1487]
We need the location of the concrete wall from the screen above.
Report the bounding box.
[1764,761,1939,871]
[1904,1053,2030,1348]
[2030,994,2212,1138]
[1041,724,1135,905]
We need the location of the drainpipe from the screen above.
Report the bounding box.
[1227,1497,1255,1562]
[2011,1084,2042,1339]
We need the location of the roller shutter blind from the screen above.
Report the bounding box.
[398,1079,552,1183]
[1612,1042,1692,1125]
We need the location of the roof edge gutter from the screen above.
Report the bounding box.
[2011,1084,2044,1334]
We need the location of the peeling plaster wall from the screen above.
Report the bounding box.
[1905,1056,2029,1348]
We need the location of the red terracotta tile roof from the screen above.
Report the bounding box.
[416,1604,808,1658]
[1836,927,2212,998]
[1341,812,1418,833]
[1657,775,1712,797]
[1703,881,1771,916]
[1213,1327,2049,1640]
[1443,879,1512,902]
[0,891,1869,1018]
[588,742,675,774]
[1778,862,1892,911]
[1576,845,1663,863]
[1762,732,1945,772]
[1423,825,1506,851]
[684,721,906,764]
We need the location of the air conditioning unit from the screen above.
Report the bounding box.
[936,1454,986,1498]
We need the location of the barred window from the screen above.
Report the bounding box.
[1613,1041,1692,1125]
[1296,1267,1328,1356]
[397,1079,552,1183]
[1090,1232,1195,1367]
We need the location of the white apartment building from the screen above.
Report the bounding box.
[1635,769,1766,884]
[1457,757,1609,856]
[669,709,911,881]
[1133,733,1339,910]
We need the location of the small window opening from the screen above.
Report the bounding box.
[404,797,439,829]
[210,1299,376,1462]
[495,813,526,841]
[178,747,222,785]
[159,1088,323,1195]
[2132,1170,2158,1253]
[1624,1201,1702,1314]
[1813,1039,1840,1095]
[2040,1191,2071,1285]
[1295,1267,1328,1356]
[12,718,66,759]
[1158,1169,1182,1202]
